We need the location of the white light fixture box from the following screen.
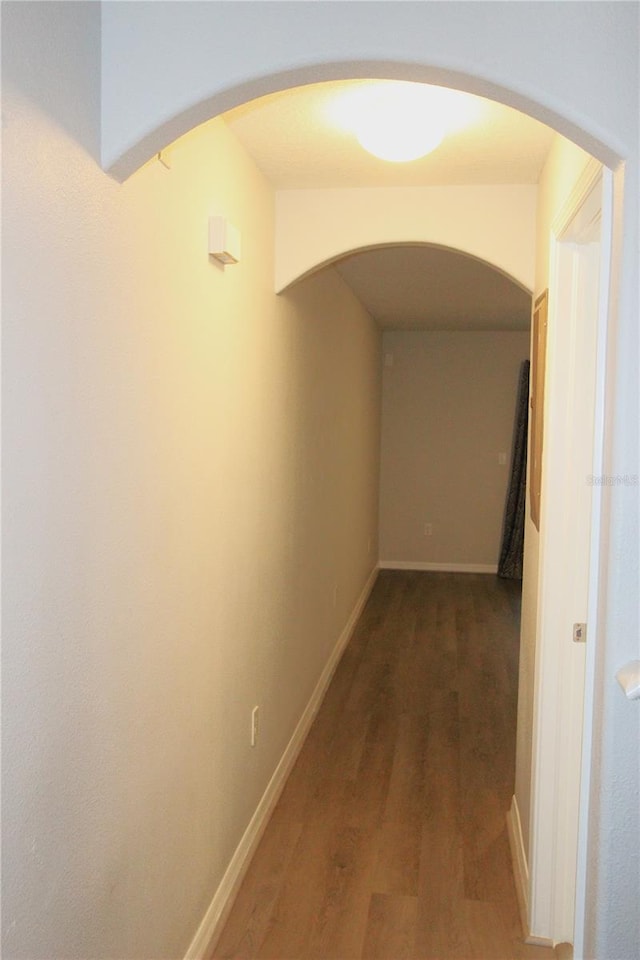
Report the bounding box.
[208,216,241,264]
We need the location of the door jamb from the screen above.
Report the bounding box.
[528,158,613,948]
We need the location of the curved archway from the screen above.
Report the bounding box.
[101,4,631,180]
[288,243,532,331]
[97,9,637,958]
[105,60,622,182]
[283,241,531,294]
[275,186,536,293]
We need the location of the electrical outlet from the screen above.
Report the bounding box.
[251,706,259,747]
[424,523,433,537]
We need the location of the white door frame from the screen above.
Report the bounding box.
[528,159,614,947]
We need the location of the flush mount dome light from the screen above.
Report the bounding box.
[353,84,445,162]
[327,81,482,163]
[352,82,445,163]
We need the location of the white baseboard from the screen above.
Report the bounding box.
[507,795,534,943]
[379,560,498,574]
[525,935,556,949]
[184,565,379,960]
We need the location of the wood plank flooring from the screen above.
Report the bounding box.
[212,571,557,960]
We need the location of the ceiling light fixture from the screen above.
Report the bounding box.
[353,84,444,162]
[328,81,482,164]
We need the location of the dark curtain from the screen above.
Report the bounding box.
[498,359,530,579]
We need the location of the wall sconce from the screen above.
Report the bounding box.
[209,216,241,264]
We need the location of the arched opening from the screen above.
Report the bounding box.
[280,242,532,304]
[103,61,621,181]
[112,69,612,953]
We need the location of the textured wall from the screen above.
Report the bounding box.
[378,330,530,568]
[1,5,380,957]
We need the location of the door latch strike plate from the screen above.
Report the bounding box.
[573,622,587,644]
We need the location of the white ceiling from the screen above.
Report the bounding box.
[224,80,549,328]
[225,79,554,189]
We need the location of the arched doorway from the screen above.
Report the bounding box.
[118,77,612,952]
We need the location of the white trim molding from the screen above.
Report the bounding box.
[507,796,535,942]
[506,798,556,950]
[529,160,611,948]
[184,565,379,960]
[379,560,498,574]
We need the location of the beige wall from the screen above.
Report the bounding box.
[379,330,530,568]
[275,185,537,292]
[514,133,591,858]
[1,5,380,958]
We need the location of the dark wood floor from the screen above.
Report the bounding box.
[213,571,557,959]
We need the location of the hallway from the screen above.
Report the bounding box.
[213,571,556,959]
